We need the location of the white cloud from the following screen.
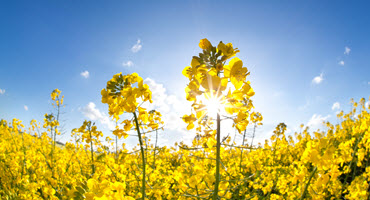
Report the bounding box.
[81,102,115,130]
[332,102,340,110]
[312,73,324,84]
[131,39,142,53]
[307,114,330,130]
[144,78,189,116]
[344,46,351,55]
[143,78,194,144]
[24,105,28,111]
[366,101,370,109]
[0,89,5,95]
[122,60,134,67]
[80,70,89,79]
[339,60,345,66]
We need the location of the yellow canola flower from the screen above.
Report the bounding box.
[224,57,249,90]
[182,57,201,80]
[200,73,228,93]
[217,41,240,59]
[185,81,202,101]
[122,120,133,131]
[199,38,213,50]
[234,111,249,133]
[182,114,197,130]
[113,128,128,139]
[51,89,61,100]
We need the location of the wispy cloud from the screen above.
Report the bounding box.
[80,102,115,130]
[312,73,324,84]
[80,70,89,79]
[344,46,351,55]
[307,114,330,130]
[0,89,5,95]
[122,60,134,67]
[332,102,340,110]
[338,60,345,66]
[24,105,28,111]
[131,39,142,53]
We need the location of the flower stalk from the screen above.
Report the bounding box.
[133,111,146,200]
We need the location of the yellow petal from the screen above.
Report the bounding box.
[247,88,255,96]
[187,123,194,130]
[199,38,212,50]
[191,57,200,67]
[182,66,192,79]
[223,64,231,78]
[229,57,243,71]
[231,77,243,90]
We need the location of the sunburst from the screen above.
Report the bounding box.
[200,92,226,119]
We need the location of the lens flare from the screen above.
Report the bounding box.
[201,93,225,118]
[205,98,221,117]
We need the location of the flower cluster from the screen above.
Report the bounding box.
[182,38,261,133]
[73,120,103,152]
[101,72,152,118]
[51,89,64,107]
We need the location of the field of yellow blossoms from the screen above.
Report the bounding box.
[0,39,369,199]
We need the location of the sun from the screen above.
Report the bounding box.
[205,98,221,117]
[202,93,225,118]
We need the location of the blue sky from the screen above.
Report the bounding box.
[0,1,369,147]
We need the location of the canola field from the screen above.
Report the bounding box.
[0,39,369,199]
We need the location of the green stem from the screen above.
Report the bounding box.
[54,103,59,152]
[21,131,26,179]
[239,129,246,172]
[299,166,317,200]
[115,121,118,163]
[213,113,221,200]
[344,133,363,185]
[133,112,146,200]
[53,102,60,166]
[116,134,118,163]
[250,123,256,151]
[50,127,53,173]
[89,125,95,175]
[153,129,158,168]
